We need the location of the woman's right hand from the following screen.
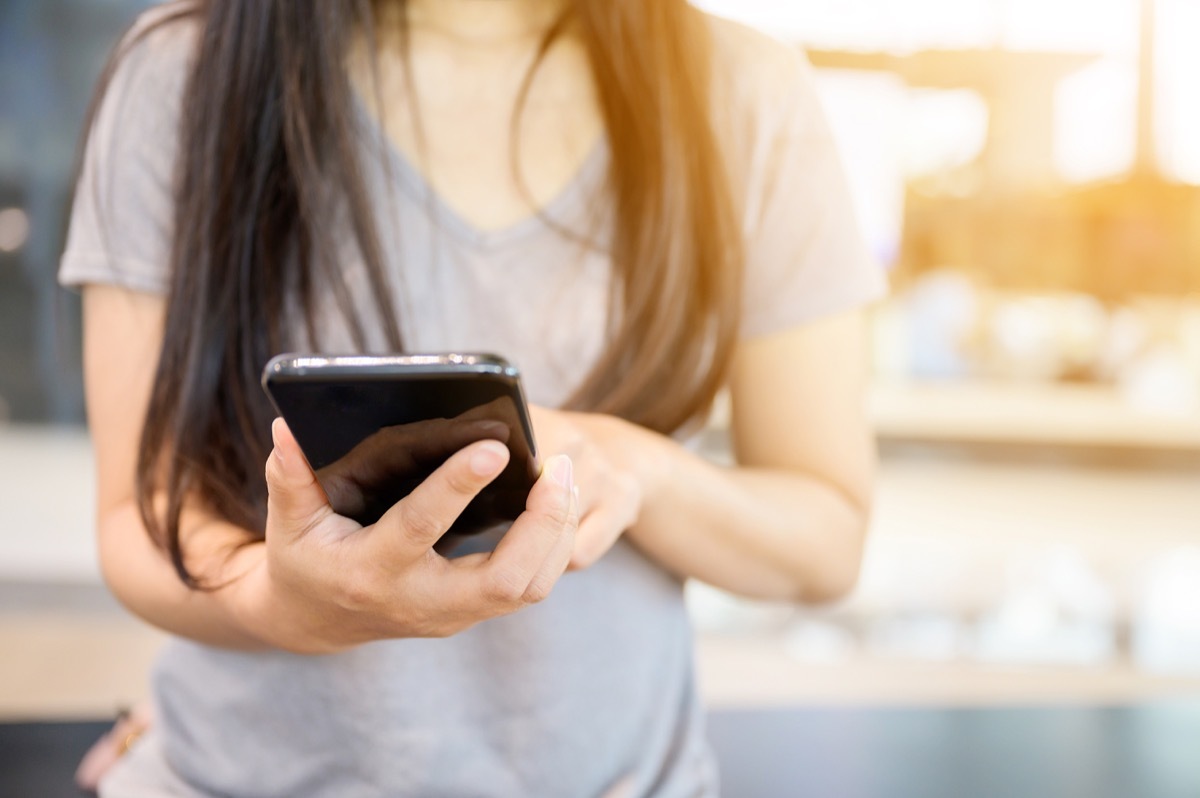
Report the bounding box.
[235,418,578,654]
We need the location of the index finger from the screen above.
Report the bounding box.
[369,438,511,559]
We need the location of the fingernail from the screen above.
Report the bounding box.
[470,440,509,476]
[271,418,290,466]
[549,455,573,489]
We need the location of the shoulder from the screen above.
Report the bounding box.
[106,2,202,108]
[696,12,832,190]
[703,14,810,88]
[122,1,202,58]
[87,2,202,159]
[695,14,836,220]
[700,12,821,132]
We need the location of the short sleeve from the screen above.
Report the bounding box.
[58,9,195,295]
[727,34,888,339]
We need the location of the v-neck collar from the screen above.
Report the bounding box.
[353,94,609,251]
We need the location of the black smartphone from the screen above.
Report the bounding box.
[261,353,539,537]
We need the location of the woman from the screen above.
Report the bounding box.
[62,0,885,795]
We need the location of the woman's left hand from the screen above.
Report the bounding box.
[528,407,654,570]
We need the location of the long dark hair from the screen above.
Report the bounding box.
[88,0,743,585]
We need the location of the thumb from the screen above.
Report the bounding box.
[265,417,331,532]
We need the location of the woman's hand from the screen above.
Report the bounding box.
[528,407,658,570]
[235,419,579,654]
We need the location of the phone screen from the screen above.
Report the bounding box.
[262,357,538,536]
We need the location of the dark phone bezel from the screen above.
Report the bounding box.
[260,353,540,528]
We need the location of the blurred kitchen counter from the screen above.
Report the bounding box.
[696,634,1200,708]
[871,379,1200,451]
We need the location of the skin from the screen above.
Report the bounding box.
[354,0,604,233]
[84,0,875,657]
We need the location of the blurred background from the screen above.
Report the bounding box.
[2,0,1200,724]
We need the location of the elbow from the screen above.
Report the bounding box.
[95,500,170,620]
[794,549,863,604]
[791,513,869,605]
[96,508,143,614]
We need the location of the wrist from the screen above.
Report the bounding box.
[226,549,344,655]
[603,416,673,509]
[221,546,282,650]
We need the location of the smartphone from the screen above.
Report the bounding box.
[261,353,539,537]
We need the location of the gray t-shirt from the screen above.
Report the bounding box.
[60,7,886,797]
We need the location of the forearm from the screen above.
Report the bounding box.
[624,431,870,603]
[97,500,271,650]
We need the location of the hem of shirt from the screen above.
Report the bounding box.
[59,251,169,296]
[739,271,889,341]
